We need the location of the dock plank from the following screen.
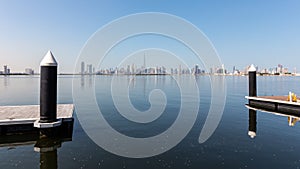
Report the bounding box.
[258,96,300,102]
[0,104,74,125]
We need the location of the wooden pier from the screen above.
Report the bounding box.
[0,104,74,135]
[246,96,300,115]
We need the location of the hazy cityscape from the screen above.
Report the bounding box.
[1,62,299,76]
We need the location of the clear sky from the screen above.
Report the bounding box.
[0,0,299,73]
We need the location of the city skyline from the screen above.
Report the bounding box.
[1,61,294,76]
[0,1,300,73]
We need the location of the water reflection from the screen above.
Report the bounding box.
[80,75,84,87]
[287,116,300,126]
[88,75,93,87]
[248,109,257,138]
[0,122,73,169]
[35,137,61,169]
[247,106,300,138]
[4,76,9,87]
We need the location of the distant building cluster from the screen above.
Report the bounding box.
[258,64,290,75]
[0,62,295,76]
[97,65,168,75]
[0,65,35,75]
[79,58,240,76]
[0,65,11,75]
[92,63,294,76]
[25,68,34,75]
[81,62,95,75]
[94,63,210,75]
[95,64,234,75]
[230,64,293,76]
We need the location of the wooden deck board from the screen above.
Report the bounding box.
[258,96,300,102]
[0,104,74,125]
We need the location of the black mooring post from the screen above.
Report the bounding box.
[248,109,257,138]
[248,64,257,97]
[40,51,57,123]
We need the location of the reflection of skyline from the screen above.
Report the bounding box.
[80,75,84,87]
[3,76,9,87]
[80,75,94,88]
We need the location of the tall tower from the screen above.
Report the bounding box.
[179,65,182,75]
[4,65,8,75]
[222,64,225,75]
[143,53,146,74]
[131,63,135,74]
[194,64,199,75]
[144,53,146,68]
[87,64,93,74]
[81,62,85,74]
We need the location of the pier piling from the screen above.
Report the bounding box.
[40,51,57,123]
[248,64,257,97]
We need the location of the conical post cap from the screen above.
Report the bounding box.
[40,50,58,66]
[248,64,256,72]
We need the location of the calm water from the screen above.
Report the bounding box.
[1,75,300,169]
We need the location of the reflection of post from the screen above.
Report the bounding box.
[248,109,257,138]
[34,137,61,169]
[40,149,58,169]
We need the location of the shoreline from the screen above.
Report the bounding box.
[1,73,300,76]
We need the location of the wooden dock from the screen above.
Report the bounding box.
[0,104,74,135]
[246,96,300,115]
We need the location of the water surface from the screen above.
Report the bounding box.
[0,75,300,169]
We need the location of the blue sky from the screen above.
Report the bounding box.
[0,0,299,73]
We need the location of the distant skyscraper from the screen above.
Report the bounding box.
[87,64,93,74]
[131,64,135,74]
[222,64,225,75]
[4,65,8,75]
[143,53,146,68]
[81,62,85,74]
[194,64,199,74]
[210,67,213,74]
[179,65,182,75]
[127,65,131,74]
[277,64,283,74]
[25,68,34,75]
